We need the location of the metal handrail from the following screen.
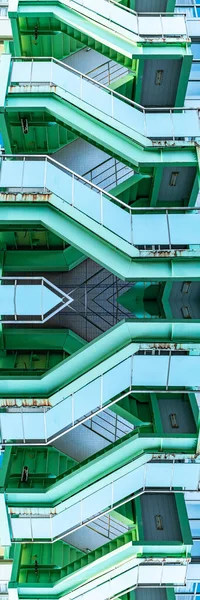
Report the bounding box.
[11,56,198,115]
[86,59,126,77]
[108,0,187,18]
[83,158,132,188]
[87,61,129,85]
[23,0,189,42]
[83,156,116,178]
[19,0,187,18]
[1,153,200,214]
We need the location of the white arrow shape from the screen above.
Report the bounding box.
[0,277,74,323]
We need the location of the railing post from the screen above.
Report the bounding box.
[170,108,175,142]
[114,158,117,186]
[72,393,74,426]
[50,58,53,87]
[111,90,114,118]
[43,156,47,193]
[50,512,53,541]
[21,156,25,192]
[111,481,114,508]
[80,499,83,525]
[30,514,33,542]
[71,172,74,206]
[166,208,172,250]
[21,407,25,444]
[130,207,133,245]
[43,407,47,443]
[30,58,33,86]
[143,108,147,137]
[108,61,110,85]
[41,278,44,321]
[166,350,171,391]
[14,279,17,321]
[80,73,83,100]
[100,374,103,409]
[160,14,164,39]
[100,190,103,225]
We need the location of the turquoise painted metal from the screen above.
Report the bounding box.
[0,2,200,600]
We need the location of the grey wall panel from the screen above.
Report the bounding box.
[159,398,196,433]
[140,493,182,541]
[158,166,196,203]
[136,589,167,600]
[135,0,167,12]
[141,59,181,107]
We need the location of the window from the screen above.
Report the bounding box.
[185,44,200,98]
[191,43,200,59]
[175,0,200,16]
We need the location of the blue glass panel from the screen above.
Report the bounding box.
[175,6,195,15]
[187,501,200,518]
[191,43,200,59]
[189,518,200,536]
[191,540,200,556]
[186,80,200,96]
[190,62,200,79]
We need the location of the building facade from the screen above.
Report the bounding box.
[0,1,200,599]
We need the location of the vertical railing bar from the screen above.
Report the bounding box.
[160,13,164,40]
[115,158,117,186]
[166,349,171,391]
[50,512,53,542]
[111,481,114,508]
[72,393,74,426]
[43,156,47,193]
[71,172,74,206]
[111,91,114,118]
[130,208,133,245]
[80,499,83,525]
[30,515,33,542]
[130,354,133,389]
[44,408,47,443]
[21,407,25,444]
[80,73,83,100]
[166,209,172,250]
[170,457,175,491]
[30,58,33,86]
[50,57,53,87]
[21,156,25,192]
[14,279,17,321]
[160,559,164,586]
[137,11,139,35]
[170,108,175,142]
[100,190,103,225]
[100,374,103,409]
[143,108,147,137]
[41,278,44,321]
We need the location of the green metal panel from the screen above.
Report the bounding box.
[2,202,200,280]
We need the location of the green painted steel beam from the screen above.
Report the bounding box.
[5,91,198,168]
[9,0,191,70]
[9,536,187,598]
[1,202,200,281]
[3,247,85,271]
[3,430,198,506]
[0,320,200,397]
[2,329,86,353]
